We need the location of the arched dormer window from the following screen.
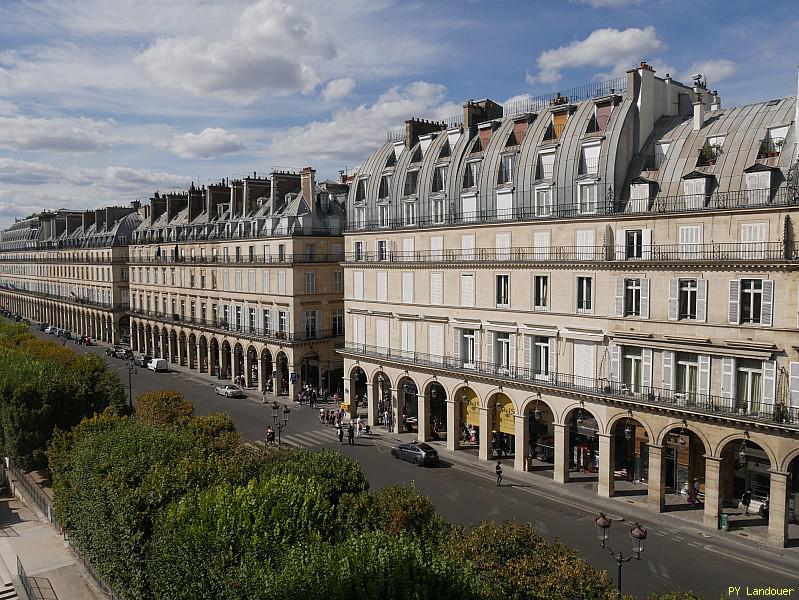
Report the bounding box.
[354,178,367,203]
[385,149,396,168]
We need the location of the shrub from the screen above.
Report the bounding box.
[134,390,193,426]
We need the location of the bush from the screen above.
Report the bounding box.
[135,390,193,426]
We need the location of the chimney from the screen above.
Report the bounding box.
[709,90,721,111]
[66,214,82,235]
[188,186,204,222]
[149,193,167,225]
[166,193,188,222]
[53,216,66,238]
[82,210,96,232]
[94,208,106,232]
[206,183,230,221]
[404,118,446,150]
[462,99,503,133]
[301,167,316,213]
[230,180,244,217]
[693,91,706,131]
[269,170,301,214]
[130,199,141,212]
[243,175,270,214]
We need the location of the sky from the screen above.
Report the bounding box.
[0,0,797,227]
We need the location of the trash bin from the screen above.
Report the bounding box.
[720,513,729,531]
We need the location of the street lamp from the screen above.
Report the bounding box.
[593,512,648,596]
[533,392,542,422]
[124,358,137,410]
[270,401,291,445]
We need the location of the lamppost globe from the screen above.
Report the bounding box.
[595,512,611,546]
[624,422,633,440]
[630,523,647,557]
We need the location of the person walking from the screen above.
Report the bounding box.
[496,461,503,486]
[319,408,325,424]
[742,489,752,515]
[337,424,344,444]
[347,423,355,446]
[261,389,267,404]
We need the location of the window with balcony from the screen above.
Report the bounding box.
[628,183,650,213]
[683,177,707,210]
[678,225,701,259]
[744,171,771,205]
[403,170,419,196]
[278,311,287,333]
[432,198,445,224]
[495,274,509,308]
[578,183,597,214]
[304,310,318,338]
[378,174,392,199]
[262,270,270,292]
[277,269,286,294]
[735,359,763,413]
[495,332,511,372]
[403,201,416,226]
[625,229,643,259]
[535,187,552,217]
[463,161,480,189]
[497,154,515,185]
[353,207,366,229]
[576,276,592,313]
[623,346,643,393]
[461,330,476,368]
[234,306,242,331]
[533,336,550,377]
[579,142,600,176]
[624,278,641,316]
[305,271,316,294]
[533,275,548,310]
[675,352,698,401]
[432,165,447,193]
[249,308,256,332]
[537,151,555,180]
[263,309,272,333]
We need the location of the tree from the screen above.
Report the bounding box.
[134,390,193,426]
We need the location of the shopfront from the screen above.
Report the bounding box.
[492,395,515,458]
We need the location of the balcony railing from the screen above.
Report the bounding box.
[133,224,343,246]
[340,344,799,429]
[346,187,799,233]
[130,253,343,265]
[345,241,796,265]
[0,255,115,264]
[129,309,344,342]
[0,285,116,309]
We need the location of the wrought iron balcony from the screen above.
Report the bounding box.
[0,285,116,310]
[130,253,343,266]
[339,343,799,429]
[0,255,115,264]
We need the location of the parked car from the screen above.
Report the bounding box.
[390,442,439,466]
[61,330,72,340]
[215,384,245,398]
[106,345,124,357]
[114,347,133,360]
[45,326,55,334]
[147,358,169,372]
[38,323,48,331]
[134,354,152,367]
[77,335,93,346]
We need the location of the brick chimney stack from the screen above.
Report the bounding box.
[301,167,316,213]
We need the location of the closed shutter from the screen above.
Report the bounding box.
[462,193,477,217]
[533,230,550,260]
[315,310,322,338]
[402,272,414,303]
[428,324,443,363]
[474,330,481,363]
[460,274,474,306]
[402,237,415,261]
[789,362,799,408]
[642,348,653,389]
[376,271,387,302]
[496,190,513,217]
[547,337,556,376]
[728,280,739,324]
[641,228,652,260]
[576,229,595,260]
[430,272,443,305]
[262,271,269,292]
[615,228,625,260]
[401,321,415,355]
[486,331,494,366]
[461,234,475,260]
[610,344,620,383]
[761,360,776,406]
[496,233,511,260]
[698,354,711,397]
[573,341,594,382]
[523,335,532,372]
[354,271,364,300]
[509,333,517,369]
[761,280,774,326]
[662,351,674,390]
[721,357,735,400]
[453,328,461,362]
[376,318,389,352]
[678,225,701,258]
[430,236,443,261]
[278,269,286,294]
[300,312,306,337]
[614,278,625,316]
[640,279,650,319]
[696,279,708,322]
[668,279,679,320]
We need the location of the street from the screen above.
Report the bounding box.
[42,330,799,599]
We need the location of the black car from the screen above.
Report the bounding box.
[38,322,48,331]
[106,345,124,357]
[390,442,439,466]
[134,354,152,367]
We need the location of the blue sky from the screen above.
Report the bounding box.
[0,0,796,226]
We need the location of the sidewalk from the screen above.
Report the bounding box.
[0,493,103,600]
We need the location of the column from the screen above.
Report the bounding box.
[647,444,666,512]
[553,423,570,484]
[177,338,185,368]
[767,470,790,548]
[598,433,615,498]
[478,407,490,461]
[702,456,723,529]
[288,365,299,401]
[514,414,529,472]
[417,390,429,442]
[446,400,459,452]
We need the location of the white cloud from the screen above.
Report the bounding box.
[0,99,17,114]
[322,77,356,102]
[571,0,641,6]
[271,80,459,162]
[138,0,336,104]
[0,158,63,184]
[683,59,737,86]
[528,26,663,84]
[0,115,119,153]
[168,128,244,159]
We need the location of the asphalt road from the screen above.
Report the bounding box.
[32,328,799,599]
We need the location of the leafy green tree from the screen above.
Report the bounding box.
[134,390,193,426]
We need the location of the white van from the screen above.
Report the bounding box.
[147,358,169,372]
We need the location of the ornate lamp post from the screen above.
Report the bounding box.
[124,358,137,410]
[270,401,291,445]
[594,513,648,596]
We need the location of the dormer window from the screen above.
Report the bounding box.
[744,167,773,205]
[432,165,447,193]
[439,140,451,158]
[653,142,670,169]
[403,170,419,196]
[470,136,482,154]
[378,174,392,199]
[385,150,396,168]
[410,146,422,163]
[579,142,601,176]
[497,153,515,185]
[354,178,367,203]
[536,150,555,180]
[403,201,417,226]
[463,160,480,189]
[587,101,613,134]
[758,125,788,158]
[697,135,725,166]
[683,177,707,210]
[545,111,568,141]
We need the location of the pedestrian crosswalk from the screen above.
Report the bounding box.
[280,428,350,449]
[0,582,18,600]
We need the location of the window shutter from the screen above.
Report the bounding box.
[640,279,650,319]
[285,312,290,334]
[474,330,481,362]
[533,231,550,260]
[430,236,443,261]
[461,234,475,260]
[430,272,443,305]
[668,279,679,320]
[547,336,556,375]
[496,233,512,260]
[428,324,443,362]
[354,271,364,300]
[641,228,652,260]
[696,279,708,322]
[376,319,389,352]
[728,280,739,324]
[300,312,307,336]
[610,344,620,383]
[698,354,710,397]
[642,348,653,389]
[377,271,387,302]
[614,278,624,316]
[315,310,322,338]
[761,360,776,406]
[523,335,532,372]
[789,362,799,408]
[486,331,494,365]
[615,229,625,260]
[402,272,414,303]
[721,357,735,400]
[461,274,474,306]
[453,328,461,362]
[662,350,674,390]
[509,333,517,369]
[402,237,415,260]
[761,279,774,326]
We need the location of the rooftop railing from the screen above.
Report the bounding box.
[340,344,799,429]
[130,253,344,265]
[0,255,116,264]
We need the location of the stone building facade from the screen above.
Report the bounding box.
[340,63,799,546]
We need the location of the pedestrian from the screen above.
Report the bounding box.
[496,461,503,486]
[742,489,752,515]
[356,416,363,438]
[319,408,325,424]
[266,425,275,447]
[337,425,344,444]
[261,389,266,404]
[692,478,701,504]
[348,423,355,446]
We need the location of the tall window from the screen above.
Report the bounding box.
[623,346,643,393]
[736,359,762,413]
[377,240,388,261]
[354,207,365,229]
[533,336,549,376]
[432,198,445,224]
[403,171,419,196]
[332,309,344,335]
[496,274,510,308]
[463,161,479,188]
[378,204,389,228]
[675,352,698,401]
[498,154,515,184]
[353,241,365,261]
[278,311,287,333]
[263,309,271,333]
[533,275,548,310]
[535,188,551,217]
[624,278,641,316]
[740,279,762,323]
[432,165,447,192]
[235,306,242,331]
[403,202,416,226]
[679,279,698,319]
[460,273,475,306]
[462,330,476,368]
[578,183,597,214]
[304,311,318,338]
[305,271,316,294]
[625,229,643,259]
[378,174,392,199]
[537,151,555,180]
[249,308,256,332]
[577,276,592,313]
[496,332,511,372]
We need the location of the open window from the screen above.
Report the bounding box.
[697,135,725,167]
[757,125,789,158]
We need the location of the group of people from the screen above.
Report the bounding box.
[299,384,321,407]
[461,424,478,444]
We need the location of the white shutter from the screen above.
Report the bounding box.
[576,229,595,260]
[789,362,799,408]
[533,230,550,260]
[300,311,307,337]
[428,324,443,362]
[509,333,517,369]
[642,348,653,389]
[761,279,774,326]
[761,360,776,406]
[721,357,735,400]
[573,341,594,381]
[698,354,711,397]
[614,278,624,316]
[640,279,650,319]
[547,336,556,375]
[460,274,474,307]
[402,237,415,261]
[668,279,679,320]
[461,234,475,260]
[728,280,739,324]
[615,228,625,260]
[430,272,443,305]
[453,328,461,362]
[474,330,481,363]
[430,236,443,261]
[401,321,415,355]
[376,271,387,302]
[662,351,674,391]
[496,233,511,260]
[641,228,652,260]
[278,269,286,294]
[315,310,322,338]
[486,331,494,366]
[610,344,620,383]
[262,270,270,292]
[524,335,532,372]
[354,271,364,300]
[402,272,414,303]
[696,279,708,322]
[376,318,389,351]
